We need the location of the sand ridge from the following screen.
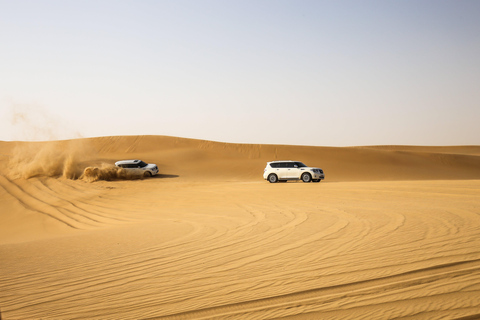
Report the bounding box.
[1,136,480,319]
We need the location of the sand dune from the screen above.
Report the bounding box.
[1,136,480,319]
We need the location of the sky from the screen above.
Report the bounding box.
[1,0,479,146]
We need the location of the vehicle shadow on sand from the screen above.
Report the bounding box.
[151,174,179,179]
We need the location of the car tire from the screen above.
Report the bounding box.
[302,173,312,183]
[144,171,152,178]
[268,174,278,183]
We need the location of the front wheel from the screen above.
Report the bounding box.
[143,171,152,178]
[268,174,278,183]
[301,173,312,183]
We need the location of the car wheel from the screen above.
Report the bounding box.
[301,173,312,183]
[144,171,152,178]
[268,174,278,183]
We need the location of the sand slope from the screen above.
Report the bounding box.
[1,136,480,319]
[3,136,480,182]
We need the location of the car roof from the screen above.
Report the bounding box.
[115,159,142,165]
[269,160,295,163]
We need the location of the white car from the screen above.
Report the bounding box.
[115,160,159,177]
[263,160,325,183]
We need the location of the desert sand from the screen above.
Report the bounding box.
[1,135,480,319]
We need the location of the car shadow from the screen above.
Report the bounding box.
[151,173,180,179]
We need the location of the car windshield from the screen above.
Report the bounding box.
[295,162,308,168]
[138,161,148,168]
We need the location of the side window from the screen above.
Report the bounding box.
[270,163,279,168]
[286,162,296,168]
[278,162,287,168]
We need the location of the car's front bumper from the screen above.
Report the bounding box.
[312,173,325,180]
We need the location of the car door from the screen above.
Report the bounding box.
[276,162,289,179]
[285,162,301,179]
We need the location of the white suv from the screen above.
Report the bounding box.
[115,160,159,177]
[263,161,325,183]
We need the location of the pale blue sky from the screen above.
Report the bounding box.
[1,0,479,146]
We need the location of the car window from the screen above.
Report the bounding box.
[286,162,296,168]
[295,162,307,168]
[270,163,279,168]
[138,161,148,168]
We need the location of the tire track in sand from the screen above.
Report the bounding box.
[152,259,480,320]
[0,175,79,229]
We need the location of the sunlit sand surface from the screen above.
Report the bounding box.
[1,136,480,319]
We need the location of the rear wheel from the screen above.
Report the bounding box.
[268,174,278,183]
[301,173,312,183]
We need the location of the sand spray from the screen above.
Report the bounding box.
[8,140,144,182]
[5,103,145,181]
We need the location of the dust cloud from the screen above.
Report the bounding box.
[79,164,144,182]
[8,141,146,182]
[7,103,82,142]
[6,103,90,179]
[5,104,146,182]
[8,140,92,180]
